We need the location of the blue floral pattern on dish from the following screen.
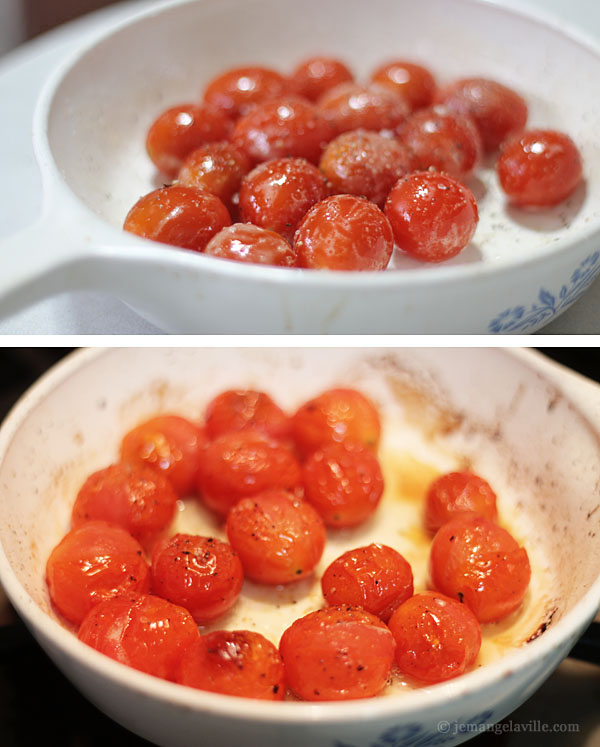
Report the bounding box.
[488,252,600,333]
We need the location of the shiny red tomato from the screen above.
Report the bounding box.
[317,82,408,135]
[279,605,395,701]
[205,389,291,442]
[178,630,285,699]
[46,520,150,626]
[424,471,498,533]
[203,66,291,119]
[387,591,481,684]
[226,490,326,584]
[204,223,297,267]
[78,593,199,681]
[370,60,436,113]
[429,515,531,623]
[290,57,354,102]
[151,534,243,623]
[321,544,413,621]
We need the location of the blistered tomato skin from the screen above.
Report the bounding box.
[204,223,297,267]
[429,515,531,623]
[78,593,199,681]
[178,630,285,699]
[370,60,437,113]
[123,185,231,252]
[226,490,326,584]
[177,141,251,210]
[424,471,498,534]
[279,605,395,701]
[203,66,291,119]
[290,57,354,102]
[497,129,583,207]
[387,591,481,684]
[46,520,150,626]
[318,83,409,135]
[294,194,394,271]
[321,544,413,621]
[205,389,291,441]
[385,171,478,263]
[151,534,243,623]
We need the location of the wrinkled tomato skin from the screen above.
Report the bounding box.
[429,515,531,623]
[203,66,291,119]
[205,389,291,442]
[387,591,481,684]
[425,471,498,534]
[318,83,408,135]
[123,186,231,252]
[294,194,394,271]
[290,57,354,102]
[178,630,285,699]
[151,534,243,624]
[177,141,251,210]
[279,605,395,701]
[204,223,297,267]
[385,171,478,263]
[302,441,384,528]
[497,129,583,207]
[321,544,413,621]
[226,490,326,584]
[78,593,199,681]
[370,60,437,113]
[46,520,150,626]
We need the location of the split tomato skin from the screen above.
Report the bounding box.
[203,66,291,119]
[205,389,291,441]
[204,223,297,267]
[370,60,437,113]
[424,471,498,534]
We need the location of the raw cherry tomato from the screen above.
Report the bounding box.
[317,82,408,135]
[146,103,232,178]
[203,66,291,119]
[424,471,498,534]
[226,490,326,584]
[437,77,528,152]
[429,515,531,623]
[290,57,354,102]
[370,60,436,113]
[497,129,583,207]
[120,414,207,497]
[231,96,335,165]
[204,223,297,267]
[151,534,243,623]
[71,462,178,548]
[178,630,285,699]
[123,185,231,252]
[291,387,381,458]
[239,157,330,243]
[319,129,410,208]
[294,194,394,271]
[302,441,384,528]
[279,605,395,701]
[385,171,478,263]
[197,430,302,517]
[387,591,481,684]
[46,520,150,626]
[321,544,413,621]
[205,389,291,441]
[78,593,199,681]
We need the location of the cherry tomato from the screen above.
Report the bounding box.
[232,96,335,165]
[197,430,302,517]
[387,591,481,684]
[437,77,528,152]
[151,534,243,623]
[123,185,231,252]
[319,129,410,208]
[46,520,150,626]
[497,129,583,207]
[370,60,436,113]
[294,194,394,271]
[178,630,285,699]
[290,57,354,102]
[317,83,408,135]
[203,66,291,119]
[146,103,232,178]
[78,593,199,681]
[71,462,178,548]
[226,490,326,584]
[429,515,531,623]
[424,471,498,534]
[302,441,384,528]
[385,171,478,263]
[321,544,413,621]
[239,157,330,243]
[291,387,381,458]
[279,605,395,701]
[204,223,297,267]
[205,389,291,441]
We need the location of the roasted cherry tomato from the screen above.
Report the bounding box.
[226,490,326,584]
[387,591,481,684]
[78,592,199,681]
[205,389,291,442]
[429,515,531,623]
[318,82,409,135]
[203,66,291,119]
[204,223,297,267]
[385,171,478,263]
[46,520,150,626]
[290,57,354,102]
[370,60,436,113]
[321,543,413,621]
[424,471,498,534]
[71,462,178,548]
[302,441,384,528]
[279,605,395,701]
[497,129,583,207]
[151,534,243,623]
